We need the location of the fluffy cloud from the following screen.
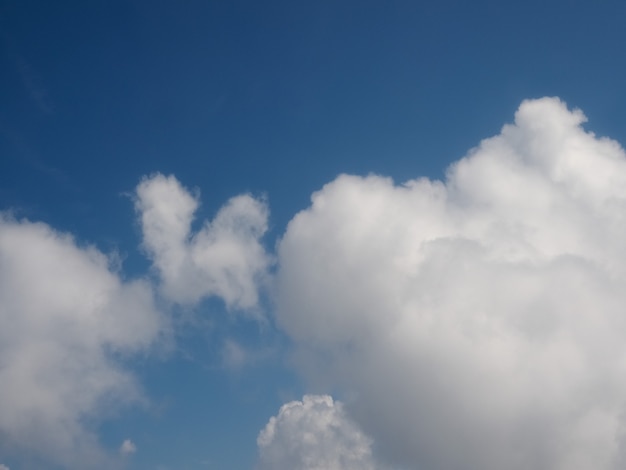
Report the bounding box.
[135,174,270,310]
[275,98,626,470]
[119,439,137,456]
[0,465,9,470]
[257,395,378,470]
[0,216,164,468]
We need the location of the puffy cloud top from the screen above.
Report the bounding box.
[257,395,378,470]
[275,98,626,470]
[135,174,270,310]
[119,439,137,456]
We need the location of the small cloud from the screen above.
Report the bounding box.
[0,464,10,470]
[257,395,378,470]
[119,439,137,456]
[135,173,271,311]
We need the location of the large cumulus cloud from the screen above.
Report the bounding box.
[274,98,626,470]
[135,173,270,310]
[0,216,165,468]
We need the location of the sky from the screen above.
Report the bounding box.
[3,0,626,469]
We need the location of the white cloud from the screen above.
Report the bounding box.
[119,439,137,455]
[0,464,10,470]
[0,216,165,469]
[135,173,271,310]
[275,98,626,470]
[257,395,378,470]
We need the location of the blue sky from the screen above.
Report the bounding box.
[3,1,626,469]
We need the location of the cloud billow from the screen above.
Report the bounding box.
[119,439,137,456]
[274,98,626,470]
[257,395,378,470]
[4,96,626,470]
[135,173,270,310]
[0,216,165,468]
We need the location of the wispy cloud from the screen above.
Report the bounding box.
[15,55,53,115]
[1,30,54,115]
[0,116,69,184]
[119,439,137,456]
